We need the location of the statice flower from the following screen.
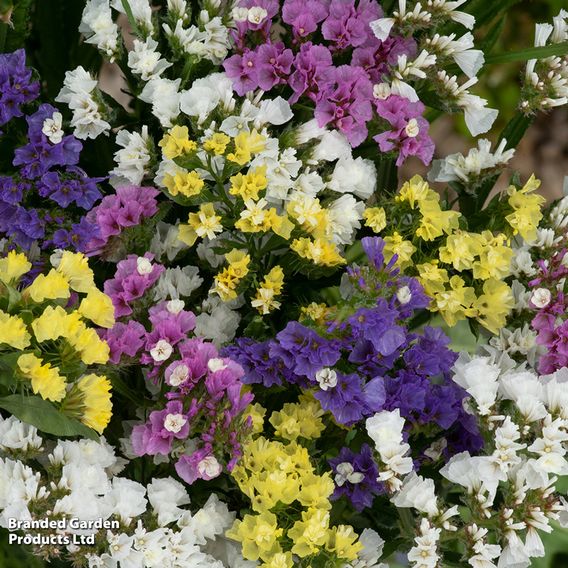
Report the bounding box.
[374,95,435,166]
[0,49,39,127]
[329,444,382,511]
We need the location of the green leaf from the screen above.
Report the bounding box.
[0,394,98,440]
[121,0,141,37]
[479,17,506,55]
[486,41,568,65]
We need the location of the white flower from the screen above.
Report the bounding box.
[137,256,153,274]
[150,223,190,263]
[164,414,187,434]
[180,73,233,124]
[315,368,338,391]
[294,118,327,145]
[247,6,267,24]
[327,156,377,199]
[194,296,241,346]
[0,416,42,454]
[396,286,412,305]
[407,518,441,568]
[153,266,203,302]
[111,0,153,34]
[350,528,385,568]
[310,129,352,162]
[107,531,135,561]
[41,112,64,144]
[169,364,189,387]
[198,456,222,479]
[107,478,148,523]
[207,358,227,373]
[150,340,173,362]
[179,493,234,544]
[452,354,501,415]
[373,83,392,100]
[128,37,172,81]
[80,0,119,60]
[167,299,185,314]
[147,477,190,526]
[530,288,552,309]
[255,97,293,127]
[111,126,152,186]
[334,462,365,487]
[392,472,439,517]
[139,77,181,127]
[201,17,231,63]
[328,194,364,245]
[366,409,406,449]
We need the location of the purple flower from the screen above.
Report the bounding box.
[374,95,435,166]
[273,321,341,378]
[282,0,329,38]
[0,49,40,126]
[175,447,222,485]
[223,49,260,96]
[100,321,147,364]
[315,65,373,147]
[256,43,294,91]
[321,0,381,51]
[315,372,385,424]
[329,444,382,511]
[288,42,334,104]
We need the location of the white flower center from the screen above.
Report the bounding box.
[164,413,187,433]
[208,358,227,373]
[42,112,64,144]
[396,285,412,305]
[167,299,185,314]
[405,118,420,138]
[136,257,153,275]
[150,339,173,362]
[198,455,222,478]
[247,6,267,24]
[373,83,391,100]
[531,288,552,309]
[315,368,338,391]
[169,364,189,386]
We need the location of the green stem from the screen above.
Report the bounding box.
[485,41,568,65]
[0,22,7,52]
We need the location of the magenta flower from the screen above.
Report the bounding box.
[282,0,329,38]
[373,95,435,166]
[289,42,334,104]
[256,42,294,91]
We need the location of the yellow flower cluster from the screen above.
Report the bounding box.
[251,266,285,315]
[228,401,362,566]
[378,176,517,334]
[0,250,114,434]
[157,125,350,317]
[212,249,251,301]
[505,174,545,241]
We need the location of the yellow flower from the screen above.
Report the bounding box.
[251,287,281,315]
[363,207,387,233]
[505,174,544,241]
[417,261,448,296]
[0,310,31,349]
[263,266,284,294]
[246,403,266,434]
[17,353,66,402]
[260,551,294,568]
[226,512,283,562]
[298,472,334,509]
[56,251,95,293]
[288,509,330,557]
[68,326,110,365]
[300,302,328,322]
[203,132,230,155]
[212,249,251,301]
[75,374,113,433]
[439,232,483,271]
[159,125,197,159]
[32,306,85,343]
[416,199,460,241]
[291,238,345,267]
[226,249,251,279]
[79,288,115,328]
[326,525,363,561]
[235,198,272,233]
[227,130,266,165]
[230,166,267,201]
[0,250,31,284]
[178,203,223,246]
[164,170,204,197]
[432,275,477,327]
[269,402,324,441]
[25,270,70,303]
[474,279,514,335]
[287,194,324,234]
[396,175,437,208]
[383,232,416,269]
[471,232,513,281]
[267,211,294,240]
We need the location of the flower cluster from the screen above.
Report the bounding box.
[0,416,251,567]
[100,254,253,485]
[227,400,365,567]
[0,51,103,252]
[0,250,113,434]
